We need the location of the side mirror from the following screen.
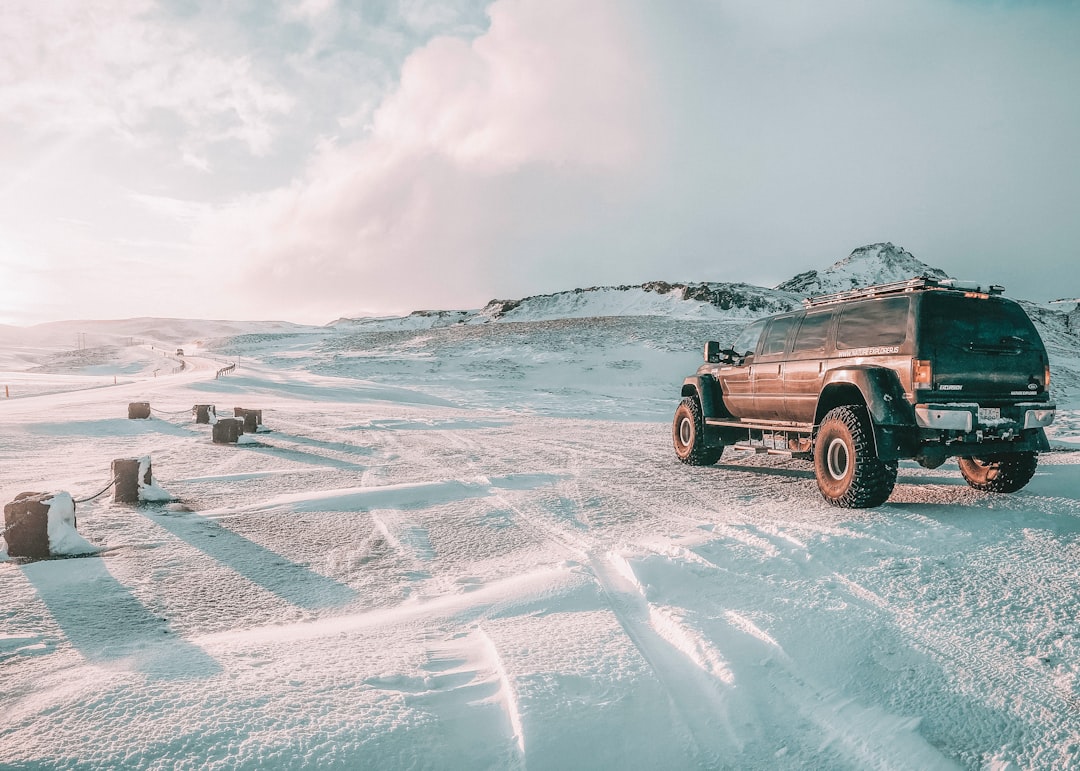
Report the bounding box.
[705,341,741,365]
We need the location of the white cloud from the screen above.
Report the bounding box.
[198,0,654,319]
[128,192,210,223]
[372,0,644,171]
[0,0,293,157]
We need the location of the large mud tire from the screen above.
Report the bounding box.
[813,405,897,508]
[957,452,1038,493]
[673,396,723,466]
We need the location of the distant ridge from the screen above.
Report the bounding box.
[6,243,959,335]
[337,242,954,328]
[477,281,802,322]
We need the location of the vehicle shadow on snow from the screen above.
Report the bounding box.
[713,462,815,481]
[890,462,1080,516]
[20,557,221,680]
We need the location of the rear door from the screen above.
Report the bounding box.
[783,309,836,423]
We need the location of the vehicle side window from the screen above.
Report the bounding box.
[835,297,909,349]
[760,316,799,356]
[792,311,833,352]
[731,319,768,358]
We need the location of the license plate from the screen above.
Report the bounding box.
[978,407,1001,423]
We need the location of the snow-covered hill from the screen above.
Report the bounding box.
[6,242,1078,404]
[2,243,1040,340]
[776,242,951,296]
[332,242,970,330]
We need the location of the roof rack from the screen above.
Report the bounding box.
[803,276,1005,308]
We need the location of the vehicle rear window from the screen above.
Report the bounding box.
[835,297,909,350]
[792,311,833,352]
[919,293,1040,346]
[760,316,799,356]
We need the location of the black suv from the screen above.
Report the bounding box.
[673,277,1056,507]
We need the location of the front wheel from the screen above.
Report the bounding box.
[673,397,723,466]
[957,452,1038,493]
[813,405,896,508]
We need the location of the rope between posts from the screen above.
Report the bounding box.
[73,478,117,504]
[150,401,190,414]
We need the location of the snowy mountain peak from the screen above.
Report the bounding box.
[776,242,950,297]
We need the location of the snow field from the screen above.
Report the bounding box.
[1,321,1079,769]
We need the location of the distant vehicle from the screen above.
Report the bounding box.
[673,276,1056,508]
[176,348,185,356]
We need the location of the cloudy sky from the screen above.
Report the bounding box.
[2,0,1079,325]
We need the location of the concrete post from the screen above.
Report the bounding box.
[212,418,241,444]
[193,404,216,424]
[234,408,262,433]
[112,458,151,503]
[3,492,51,559]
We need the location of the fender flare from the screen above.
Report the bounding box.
[817,367,917,461]
[817,366,913,425]
[681,375,723,419]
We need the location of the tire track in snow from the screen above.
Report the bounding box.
[588,550,743,764]
[619,549,962,770]
[359,416,1078,766]
[445,428,745,761]
[458,424,932,764]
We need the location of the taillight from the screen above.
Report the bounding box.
[913,359,932,389]
[1045,364,1051,389]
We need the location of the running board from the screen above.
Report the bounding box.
[705,418,814,432]
[706,418,814,460]
[729,444,812,460]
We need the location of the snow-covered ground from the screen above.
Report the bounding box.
[3,310,1080,770]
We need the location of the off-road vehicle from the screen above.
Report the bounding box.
[673,276,1056,507]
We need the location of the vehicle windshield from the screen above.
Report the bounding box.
[731,319,768,358]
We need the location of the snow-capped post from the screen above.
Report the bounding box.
[234,408,261,433]
[212,417,241,444]
[3,492,52,559]
[113,458,151,503]
[128,402,151,419]
[3,492,93,559]
[193,404,216,424]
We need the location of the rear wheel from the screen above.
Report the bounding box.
[957,452,1038,493]
[813,405,897,508]
[673,396,723,466]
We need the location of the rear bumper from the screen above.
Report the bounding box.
[914,402,1055,433]
[872,401,1055,461]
